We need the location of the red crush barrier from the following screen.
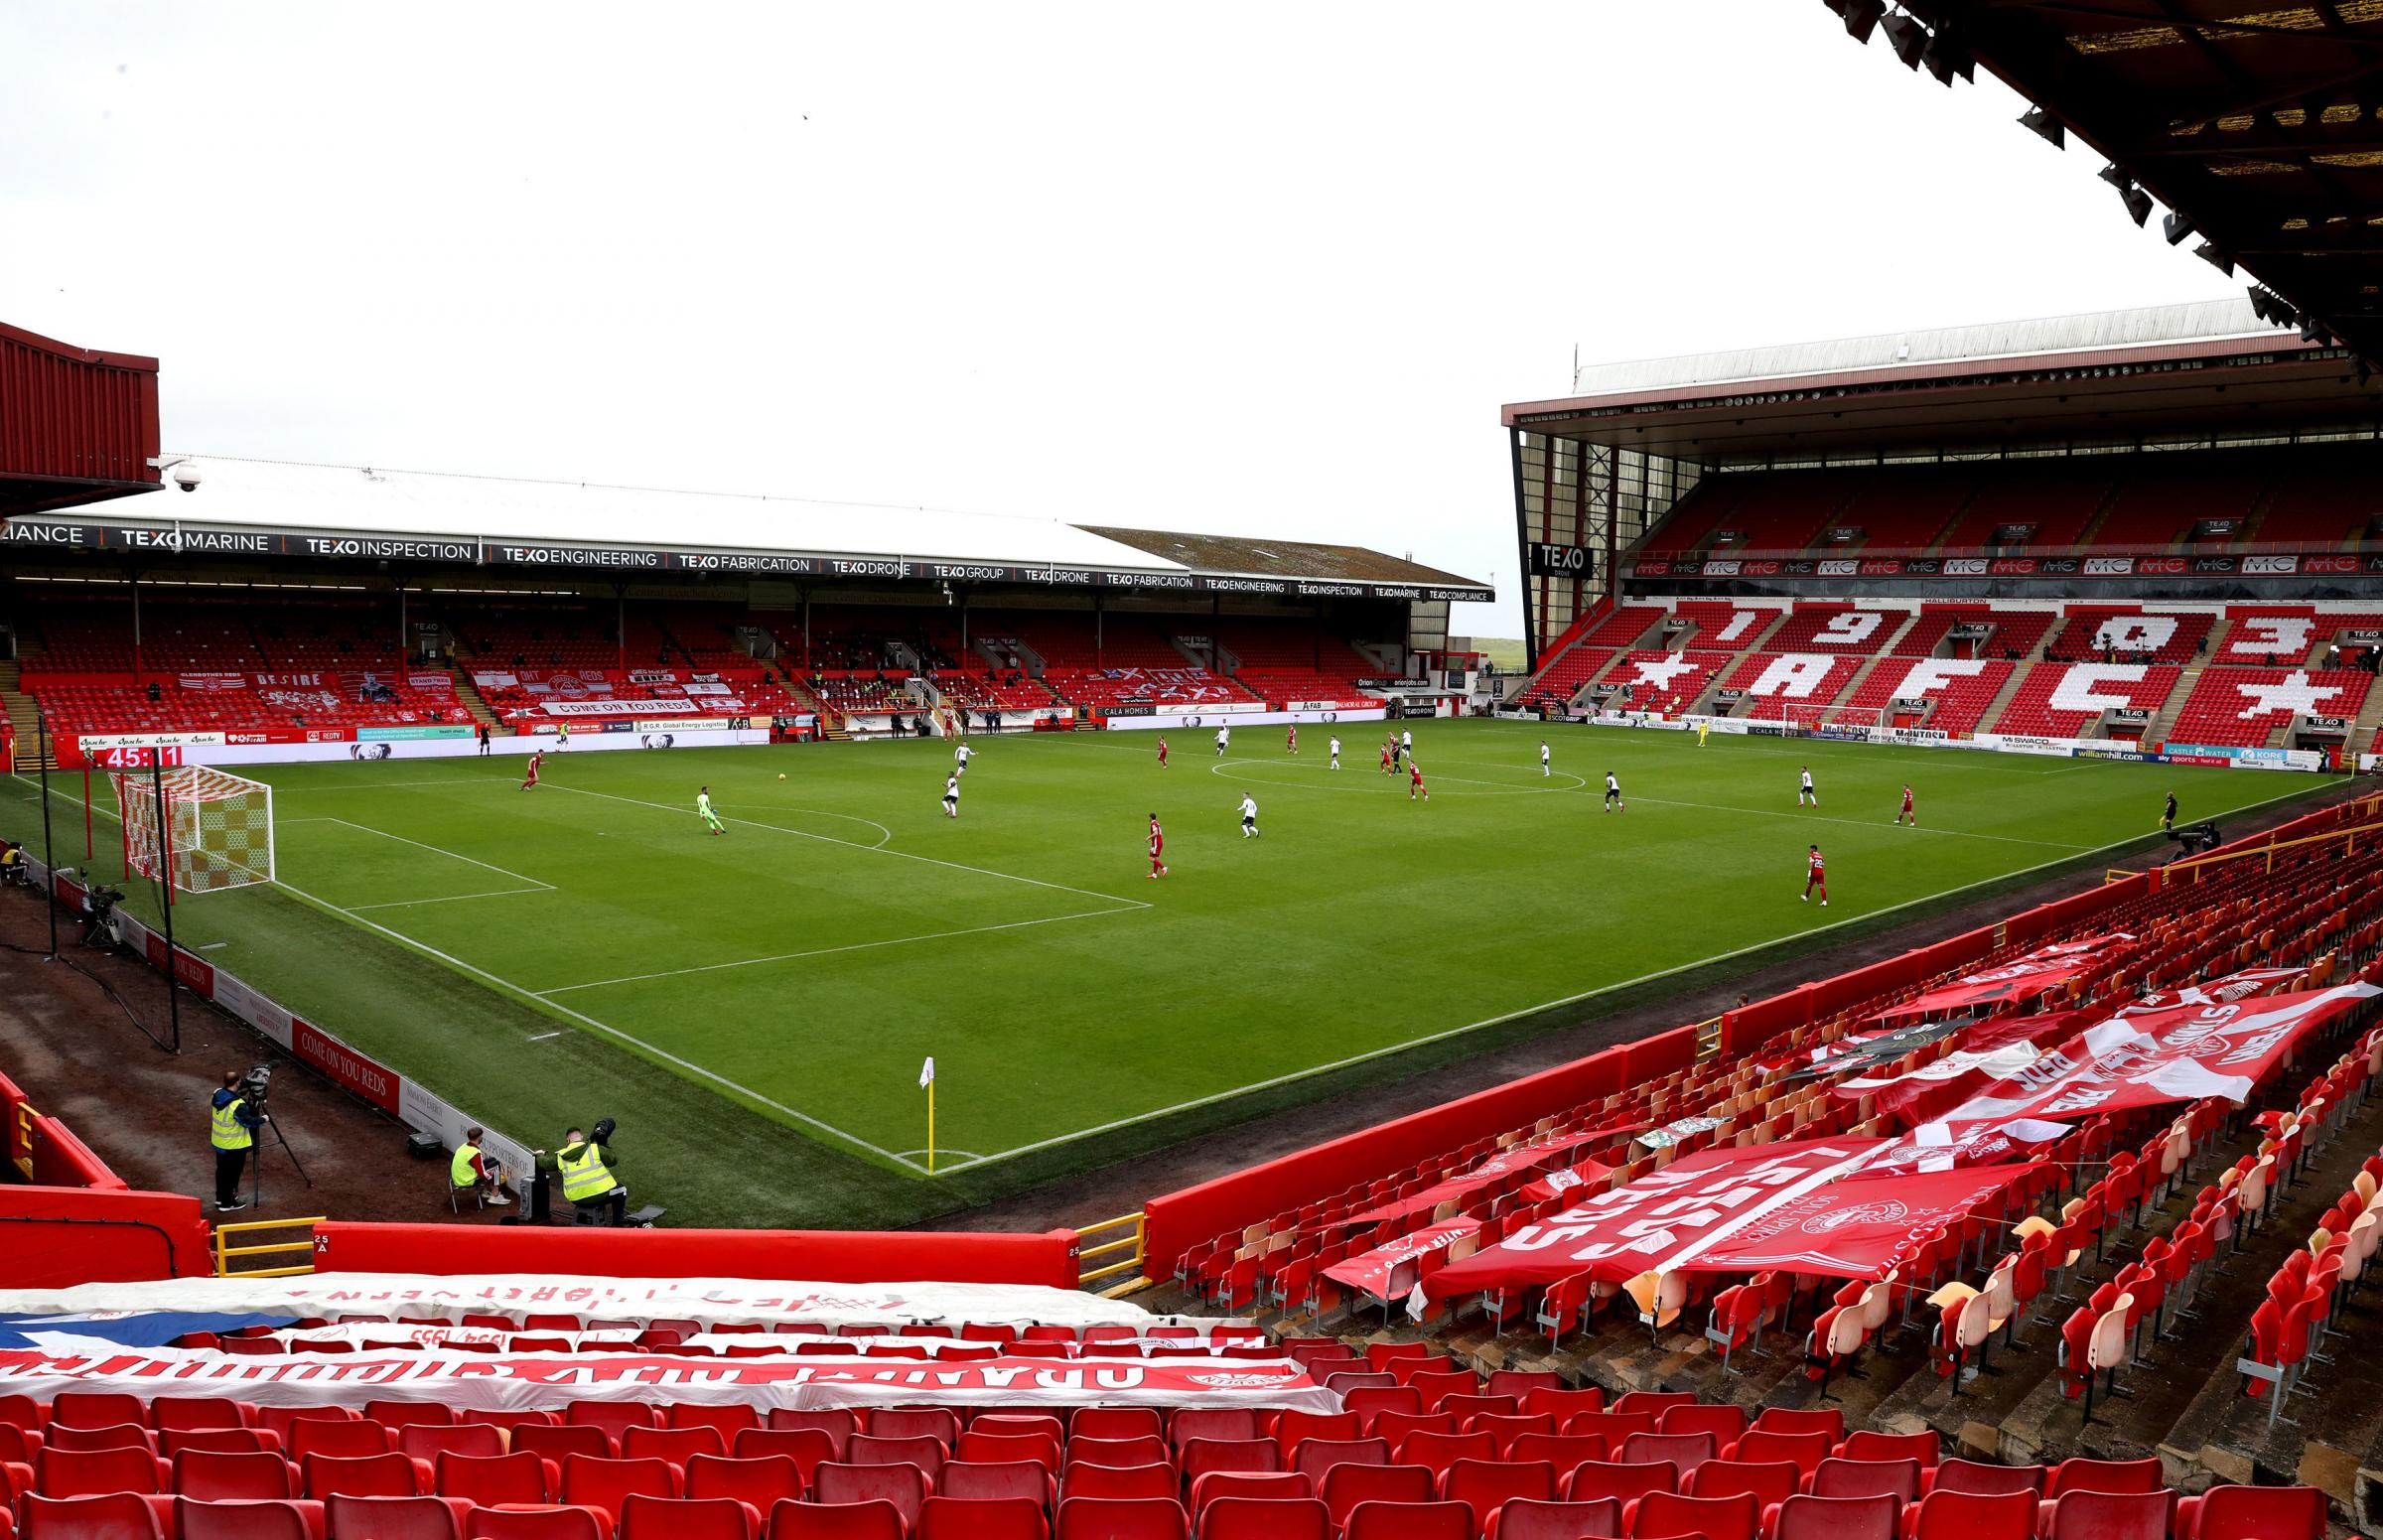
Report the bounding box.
[26,1112,127,1191]
[1140,1026,1698,1282]
[312,1221,1082,1289]
[0,1187,212,1286]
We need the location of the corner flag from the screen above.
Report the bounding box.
[920,1057,936,1174]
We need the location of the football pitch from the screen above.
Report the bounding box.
[3,720,2333,1229]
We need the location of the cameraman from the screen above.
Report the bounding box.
[209,1071,265,1213]
[542,1120,627,1225]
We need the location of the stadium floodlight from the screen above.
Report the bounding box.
[2019,107,2065,149]
[1831,0,1888,43]
[2195,242,2235,276]
[2163,210,2194,245]
[2100,165,2153,227]
[1881,10,1929,69]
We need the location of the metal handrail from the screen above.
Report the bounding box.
[1077,1210,1148,1295]
[214,1215,324,1278]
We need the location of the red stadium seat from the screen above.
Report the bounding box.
[289,1426,391,1465]
[1288,1438,1389,1489]
[811,1463,930,1531]
[562,1404,659,1453]
[1068,1411,1162,1444]
[941,1461,1055,1509]
[2044,1459,2163,1497]
[396,1428,504,1464]
[617,1495,759,1540]
[363,1404,455,1433]
[1058,1462,1177,1504]
[1200,1495,1330,1540]
[434,1452,553,1506]
[1613,1433,1714,1479]
[1344,1498,1476,1540]
[867,1409,960,1447]
[152,1402,252,1436]
[45,1428,154,1457]
[845,1436,947,1480]
[763,1413,856,1458]
[1835,1432,1937,1471]
[1686,1461,1798,1510]
[622,1426,728,1465]
[1930,1460,2046,1495]
[764,1501,904,1540]
[1771,1493,1896,1540]
[1906,1489,2037,1540]
[1485,1497,1622,1540]
[41,1446,171,1496]
[1051,1495,1190,1540]
[1562,1462,1674,1508]
[172,1450,298,1500]
[1624,1490,1757,1540]
[557,1455,678,1529]
[1177,1438,1278,1490]
[2038,1489,2174,1540]
[669,1406,762,1440]
[1809,1459,1920,1504]
[18,1493,166,1540]
[914,1495,1049,1540]
[1272,1412,1361,1457]
[1751,1409,1843,1444]
[1063,1437,1170,1471]
[1324,1464,1438,1532]
[302,1454,424,1502]
[1721,1431,1830,1481]
[684,1455,807,1510]
[175,1497,318,1540]
[49,1396,147,1433]
[2174,1484,2326,1540]
[952,1433,1057,1474]
[463,1508,607,1540]
[324,1495,466,1540]
[1444,1459,1557,1530]
[1396,1432,1494,1483]
[1167,1410,1261,1451]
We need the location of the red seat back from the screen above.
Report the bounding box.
[1343,1498,1474,1540]
[1772,1493,1897,1540]
[434,1451,552,1506]
[1051,1494,1190,1540]
[1493,1497,1622,1540]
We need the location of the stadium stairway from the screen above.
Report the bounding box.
[0,659,54,770]
[2143,665,2200,747]
[449,669,503,735]
[1972,662,2035,737]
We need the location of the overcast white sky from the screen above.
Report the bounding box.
[3,3,2237,635]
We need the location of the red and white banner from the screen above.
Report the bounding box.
[1422,1140,2037,1299]
[1943,983,2381,1124]
[2116,966,2304,1017]
[1867,1117,2074,1174]
[1336,1127,1637,1228]
[0,1274,1188,1334]
[1834,1008,2097,1124]
[1520,1157,1617,1205]
[540,698,704,717]
[1874,934,2136,1021]
[0,1344,1335,1414]
[1325,1221,1480,1301]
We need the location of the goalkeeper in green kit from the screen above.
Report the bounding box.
[697,785,726,836]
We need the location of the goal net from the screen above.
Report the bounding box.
[112,766,276,895]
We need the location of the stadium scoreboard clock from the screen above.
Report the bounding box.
[1526,542,1594,578]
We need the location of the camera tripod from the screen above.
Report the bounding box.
[246,1104,314,1209]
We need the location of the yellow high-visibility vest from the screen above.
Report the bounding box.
[210,1097,253,1152]
[451,1144,481,1189]
[559,1144,614,1201]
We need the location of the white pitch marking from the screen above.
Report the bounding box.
[926,776,2331,1175]
[1206,759,1585,796]
[350,888,552,911]
[530,780,1153,911]
[313,817,556,890]
[7,770,929,1174]
[1620,794,2089,852]
[539,905,1144,996]
[526,1031,567,1042]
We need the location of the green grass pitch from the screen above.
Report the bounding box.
[3,720,2330,1230]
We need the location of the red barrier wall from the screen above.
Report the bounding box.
[27,1114,126,1191]
[312,1222,1081,1290]
[0,1187,211,1286]
[0,1066,29,1179]
[1141,1026,1698,1281]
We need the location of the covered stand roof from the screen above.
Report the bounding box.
[1,455,1490,602]
[1884,1,2383,362]
[0,322,161,515]
[1505,299,2372,460]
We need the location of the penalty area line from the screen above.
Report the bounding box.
[925,775,2333,1177]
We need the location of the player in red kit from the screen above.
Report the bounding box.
[1147,813,1168,880]
[1157,736,1169,769]
[1802,844,1828,906]
[1287,724,1298,755]
[1379,740,1393,773]
[519,750,544,791]
[1896,782,1916,827]
[1409,763,1429,801]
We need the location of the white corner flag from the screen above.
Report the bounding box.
[920,1057,937,1174]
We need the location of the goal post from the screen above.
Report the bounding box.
[113,765,277,895]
